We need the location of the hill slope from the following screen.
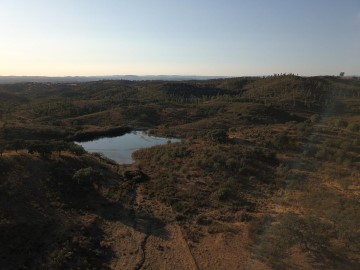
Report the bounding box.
[0,75,359,269]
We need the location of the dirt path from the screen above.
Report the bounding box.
[175,224,199,270]
[104,178,261,269]
[134,234,149,270]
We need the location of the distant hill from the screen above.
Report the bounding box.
[0,75,231,84]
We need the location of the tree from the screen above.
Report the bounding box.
[271,132,289,149]
[339,72,345,77]
[68,143,86,156]
[12,140,24,153]
[27,141,53,157]
[52,141,66,157]
[0,144,4,156]
[72,167,101,186]
[206,129,228,144]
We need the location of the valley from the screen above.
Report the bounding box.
[0,75,359,269]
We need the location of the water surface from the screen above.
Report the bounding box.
[76,131,180,164]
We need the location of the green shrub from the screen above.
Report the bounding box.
[72,167,101,186]
[205,129,228,143]
[225,158,238,169]
[27,141,53,157]
[334,119,348,128]
[212,187,231,202]
[271,132,289,149]
[297,122,313,137]
[334,150,346,163]
[347,122,360,132]
[315,148,328,160]
[310,114,320,123]
[68,144,86,156]
[0,144,4,156]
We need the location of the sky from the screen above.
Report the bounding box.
[0,0,359,76]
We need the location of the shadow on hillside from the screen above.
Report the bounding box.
[96,202,169,239]
[311,249,360,270]
[50,158,169,239]
[0,163,116,269]
[55,184,169,239]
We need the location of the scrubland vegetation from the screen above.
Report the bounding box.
[0,75,359,269]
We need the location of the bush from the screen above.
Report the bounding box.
[225,158,238,169]
[72,167,101,186]
[212,187,231,202]
[27,141,53,157]
[68,144,86,156]
[205,129,228,144]
[248,214,273,243]
[315,148,328,160]
[271,132,289,149]
[310,114,320,123]
[334,150,346,163]
[334,119,348,128]
[347,122,360,132]
[0,144,5,156]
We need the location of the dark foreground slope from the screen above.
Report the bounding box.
[0,75,359,269]
[0,151,136,269]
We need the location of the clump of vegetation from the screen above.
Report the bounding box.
[204,129,229,143]
[73,167,102,186]
[250,212,334,268]
[347,122,360,132]
[310,113,320,123]
[334,118,348,128]
[270,131,290,149]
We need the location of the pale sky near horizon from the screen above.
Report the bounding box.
[0,0,359,76]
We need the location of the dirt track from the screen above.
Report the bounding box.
[102,182,269,270]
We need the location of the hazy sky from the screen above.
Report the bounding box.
[0,0,359,76]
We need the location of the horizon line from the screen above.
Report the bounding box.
[0,73,357,78]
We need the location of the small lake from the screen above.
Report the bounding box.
[75,131,180,164]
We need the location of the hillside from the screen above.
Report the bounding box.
[0,75,359,269]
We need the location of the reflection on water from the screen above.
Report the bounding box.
[75,131,180,164]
